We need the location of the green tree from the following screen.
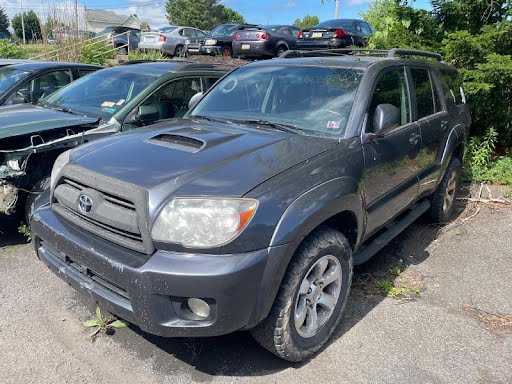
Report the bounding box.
[12,11,42,42]
[0,7,9,35]
[293,15,320,29]
[431,0,511,34]
[165,0,244,31]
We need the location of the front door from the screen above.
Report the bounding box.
[362,66,421,236]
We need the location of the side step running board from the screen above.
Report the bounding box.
[353,199,431,265]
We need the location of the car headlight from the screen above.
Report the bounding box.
[204,39,217,45]
[151,198,258,248]
[50,150,71,191]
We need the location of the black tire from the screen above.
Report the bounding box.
[275,45,287,57]
[251,226,353,362]
[427,157,461,223]
[25,176,50,224]
[221,46,232,58]
[117,46,127,55]
[174,45,184,57]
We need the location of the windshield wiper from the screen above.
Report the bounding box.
[190,114,233,124]
[50,106,84,116]
[234,119,303,134]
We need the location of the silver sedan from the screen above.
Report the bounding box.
[138,26,207,57]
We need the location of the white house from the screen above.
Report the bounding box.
[84,9,142,33]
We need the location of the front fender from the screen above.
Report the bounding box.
[270,177,364,248]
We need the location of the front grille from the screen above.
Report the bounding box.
[52,166,153,255]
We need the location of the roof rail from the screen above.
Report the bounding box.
[119,59,192,65]
[175,63,240,71]
[279,48,443,61]
[387,48,442,61]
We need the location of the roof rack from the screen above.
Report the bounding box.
[280,48,443,61]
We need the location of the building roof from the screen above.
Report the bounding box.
[85,9,141,26]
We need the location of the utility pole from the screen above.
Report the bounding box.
[20,1,26,44]
[334,0,340,19]
[74,0,79,33]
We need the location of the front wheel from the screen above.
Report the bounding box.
[427,157,461,223]
[221,46,232,58]
[275,45,287,57]
[251,226,353,362]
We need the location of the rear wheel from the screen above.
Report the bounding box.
[427,157,461,223]
[117,46,127,55]
[251,226,353,362]
[275,45,287,57]
[174,45,185,57]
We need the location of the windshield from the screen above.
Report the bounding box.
[208,24,238,37]
[41,69,158,119]
[0,67,31,95]
[191,65,363,137]
[160,26,177,33]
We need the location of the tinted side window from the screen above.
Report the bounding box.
[441,69,465,105]
[360,22,373,35]
[410,68,436,118]
[33,70,72,102]
[78,69,97,77]
[368,68,411,133]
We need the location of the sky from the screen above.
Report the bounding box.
[0,0,432,30]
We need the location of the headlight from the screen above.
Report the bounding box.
[50,150,71,190]
[151,198,258,248]
[204,39,217,45]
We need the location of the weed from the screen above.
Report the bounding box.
[84,307,129,339]
[463,305,512,336]
[17,223,31,242]
[391,259,403,276]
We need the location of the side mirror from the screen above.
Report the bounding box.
[373,103,400,136]
[125,105,158,127]
[188,92,203,110]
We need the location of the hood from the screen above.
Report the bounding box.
[71,118,338,203]
[0,104,99,140]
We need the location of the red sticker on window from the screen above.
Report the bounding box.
[327,121,341,129]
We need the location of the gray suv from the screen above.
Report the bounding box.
[32,49,470,362]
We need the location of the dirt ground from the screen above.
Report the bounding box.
[0,184,511,384]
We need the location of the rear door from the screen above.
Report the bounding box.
[408,66,448,195]
[362,66,421,236]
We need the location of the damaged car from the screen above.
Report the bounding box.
[32,49,470,361]
[0,61,228,221]
[0,61,101,106]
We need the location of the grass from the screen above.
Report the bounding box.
[20,43,47,58]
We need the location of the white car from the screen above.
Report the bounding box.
[138,26,207,56]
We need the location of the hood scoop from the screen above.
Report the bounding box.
[147,133,205,153]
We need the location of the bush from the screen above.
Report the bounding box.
[79,40,113,66]
[0,40,26,58]
[128,50,167,61]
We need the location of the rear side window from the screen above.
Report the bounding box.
[440,69,465,106]
[410,68,440,118]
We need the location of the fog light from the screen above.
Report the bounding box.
[187,298,210,319]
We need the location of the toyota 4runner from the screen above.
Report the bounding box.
[32,49,470,362]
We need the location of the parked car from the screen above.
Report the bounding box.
[0,61,101,107]
[200,23,256,57]
[297,19,374,50]
[0,32,15,42]
[98,26,141,54]
[138,26,207,56]
[0,59,33,68]
[0,62,228,221]
[232,24,300,58]
[49,29,96,44]
[31,48,470,362]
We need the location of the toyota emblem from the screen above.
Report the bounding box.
[78,194,93,213]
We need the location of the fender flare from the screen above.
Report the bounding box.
[269,176,364,248]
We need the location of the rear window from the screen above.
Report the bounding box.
[160,26,177,33]
[314,20,355,30]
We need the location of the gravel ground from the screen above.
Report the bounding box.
[0,185,511,383]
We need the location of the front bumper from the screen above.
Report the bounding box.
[199,45,221,56]
[32,206,293,337]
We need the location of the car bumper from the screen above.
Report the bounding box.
[138,41,175,55]
[199,45,221,55]
[32,206,293,337]
[296,38,350,50]
[232,41,274,57]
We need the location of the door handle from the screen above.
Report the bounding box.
[409,133,420,145]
